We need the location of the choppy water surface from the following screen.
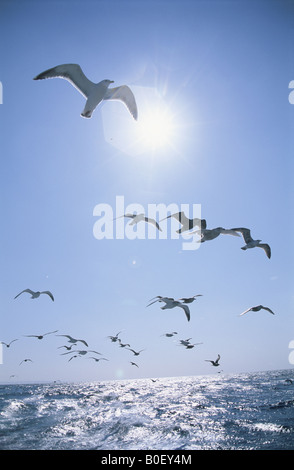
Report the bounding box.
[0,369,293,450]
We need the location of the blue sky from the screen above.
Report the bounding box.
[0,0,294,383]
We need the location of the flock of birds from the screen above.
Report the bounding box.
[2,63,275,381]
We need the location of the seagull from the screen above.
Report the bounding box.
[191,227,241,243]
[231,227,271,259]
[24,330,58,340]
[127,348,145,356]
[183,342,203,349]
[160,211,206,233]
[206,354,221,367]
[0,339,18,348]
[160,332,178,337]
[118,340,131,348]
[19,359,33,366]
[34,63,138,120]
[56,335,88,347]
[147,297,191,322]
[108,331,122,342]
[14,289,54,301]
[115,213,162,232]
[178,295,203,304]
[61,350,102,356]
[146,296,175,307]
[239,305,275,316]
[179,338,193,346]
[57,345,75,351]
[88,357,109,362]
[130,361,139,368]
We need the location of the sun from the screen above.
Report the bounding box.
[136,105,175,150]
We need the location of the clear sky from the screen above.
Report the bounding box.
[0,0,294,383]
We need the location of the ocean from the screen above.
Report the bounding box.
[0,369,293,451]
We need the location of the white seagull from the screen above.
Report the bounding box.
[206,354,221,367]
[14,289,54,301]
[115,213,162,232]
[231,227,271,259]
[34,63,138,120]
[147,297,191,322]
[160,211,206,233]
[56,335,88,347]
[240,305,275,316]
[191,227,240,243]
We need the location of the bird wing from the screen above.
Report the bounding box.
[216,354,221,364]
[178,303,191,321]
[78,339,89,347]
[219,228,241,237]
[239,307,253,316]
[258,244,271,259]
[89,350,102,355]
[231,227,253,243]
[144,217,162,231]
[261,306,275,315]
[41,291,54,301]
[103,85,138,120]
[33,64,95,98]
[14,289,35,299]
[43,330,58,336]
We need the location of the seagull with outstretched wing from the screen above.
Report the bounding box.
[14,289,54,301]
[34,64,138,120]
[240,305,275,316]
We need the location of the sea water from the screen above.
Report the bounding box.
[0,369,293,450]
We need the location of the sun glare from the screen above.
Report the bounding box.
[136,106,174,150]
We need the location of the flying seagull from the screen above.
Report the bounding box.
[240,305,275,316]
[56,335,88,347]
[115,213,162,232]
[130,361,139,368]
[191,227,240,243]
[19,359,33,366]
[184,342,203,349]
[61,350,102,356]
[118,340,131,348]
[231,227,271,259]
[24,330,58,340]
[205,354,221,367]
[147,296,191,322]
[57,344,75,351]
[178,295,203,304]
[160,332,178,337]
[14,289,54,301]
[179,338,193,346]
[88,357,109,362]
[34,63,138,120]
[127,348,145,356]
[0,339,18,348]
[160,211,206,233]
[108,331,122,342]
